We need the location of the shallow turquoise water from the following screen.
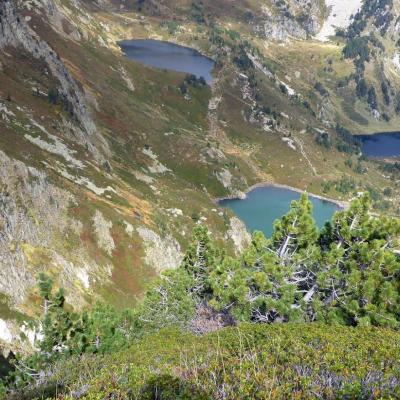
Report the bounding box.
[219,186,340,238]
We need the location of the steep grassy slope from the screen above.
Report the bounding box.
[0,0,254,351]
[1,0,400,352]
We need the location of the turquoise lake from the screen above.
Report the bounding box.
[118,39,215,84]
[219,186,340,238]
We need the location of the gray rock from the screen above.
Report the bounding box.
[71,384,90,399]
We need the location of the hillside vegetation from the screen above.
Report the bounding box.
[2,0,400,359]
[1,194,400,399]
[4,324,400,399]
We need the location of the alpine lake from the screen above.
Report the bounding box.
[119,39,368,237]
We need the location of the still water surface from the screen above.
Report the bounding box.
[119,39,215,84]
[219,186,340,238]
[358,132,400,158]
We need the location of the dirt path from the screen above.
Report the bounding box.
[293,136,317,176]
[207,70,272,182]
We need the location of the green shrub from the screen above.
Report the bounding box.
[5,196,400,399]
[8,324,400,399]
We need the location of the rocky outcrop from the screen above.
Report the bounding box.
[137,226,183,271]
[317,96,336,128]
[225,217,251,255]
[35,0,83,41]
[92,210,115,256]
[216,168,233,189]
[258,15,318,41]
[0,151,71,305]
[255,0,322,41]
[0,0,107,158]
[316,0,362,41]
[0,151,111,309]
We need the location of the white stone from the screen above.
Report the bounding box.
[92,210,115,256]
[76,268,90,289]
[0,319,13,343]
[142,147,171,174]
[20,324,44,348]
[225,217,251,255]
[166,208,183,217]
[316,0,362,42]
[392,53,400,72]
[137,226,183,271]
[124,221,134,237]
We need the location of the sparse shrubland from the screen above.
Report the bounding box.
[3,1,400,398]
[4,324,400,399]
[2,194,400,399]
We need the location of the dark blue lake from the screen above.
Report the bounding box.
[358,132,400,157]
[219,186,340,238]
[118,39,215,84]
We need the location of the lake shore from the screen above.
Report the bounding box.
[215,182,349,209]
[353,130,400,137]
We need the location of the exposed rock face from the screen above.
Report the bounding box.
[216,168,233,189]
[255,0,322,41]
[225,217,251,255]
[316,0,362,41]
[259,15,317,41]
[35,0,83,41]
[92,210,115,256]
[317,96,336,128]
[0,319,13,344]
[0,151,111,309]
[118,64,135,92]
[0,151,71,305]
[0,0,107,158]
[137,226,183,271]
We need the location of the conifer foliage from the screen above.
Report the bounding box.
[148,194,400,329]
[4,194,400,393]
[32,194,400,344]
